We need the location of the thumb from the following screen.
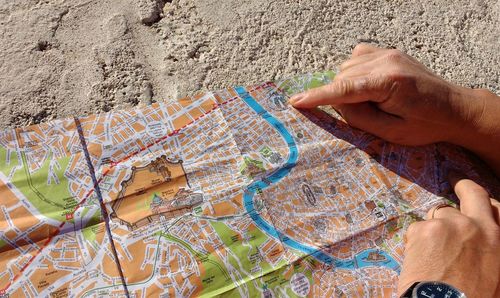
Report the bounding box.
[289,76,396,108]
[335,102,403,138]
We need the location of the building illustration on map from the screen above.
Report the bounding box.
[109,155,203,230]
[239,156,266,179]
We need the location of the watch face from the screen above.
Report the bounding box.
[414,281,464,298]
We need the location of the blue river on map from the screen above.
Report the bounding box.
[234,86,400,273]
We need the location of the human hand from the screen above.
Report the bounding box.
[289,43,500,176]
[398,174,500,297]
[290,44,475,145]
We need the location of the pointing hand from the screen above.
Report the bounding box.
[289,44,500,176]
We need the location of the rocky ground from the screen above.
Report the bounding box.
[0,0,498,129]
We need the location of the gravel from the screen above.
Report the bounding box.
[0,0,498,129]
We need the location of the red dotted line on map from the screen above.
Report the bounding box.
[1,83,277,293]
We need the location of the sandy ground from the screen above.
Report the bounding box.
[0,0,499,129]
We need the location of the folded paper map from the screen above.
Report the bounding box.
[0,72,497,297]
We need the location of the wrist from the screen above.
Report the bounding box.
[448,86,500,176]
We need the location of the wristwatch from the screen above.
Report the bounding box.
[400,281,466,298]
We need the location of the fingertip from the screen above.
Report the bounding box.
[288,93,303,105]
[291,77,366,108]
[289,91,321,108]
[447,170,482,198]
[454,178,489,198]
[289,94,310,108]
[449,174,493,221]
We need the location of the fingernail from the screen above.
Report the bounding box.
[289,93,304,105]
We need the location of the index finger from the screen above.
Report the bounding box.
[289,76,395,108]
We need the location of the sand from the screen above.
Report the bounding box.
[0,0,499,129]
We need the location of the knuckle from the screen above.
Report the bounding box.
[366,75,395,94]
[385,49,404,61]
[325,82,338,94]
[384,69,408,82]
[339,60,351,71]
[418,220,447,239]
[364,76,379,90]
[488,226,500,245]
[406,221,428,238]
[454,216,477,231]
[485,225,500,244]
[332,79,354,96]
[406,222,420,238]
[352,43,368,56]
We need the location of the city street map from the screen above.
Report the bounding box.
[0,72,497,297]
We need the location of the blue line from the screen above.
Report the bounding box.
[234,86,400,272]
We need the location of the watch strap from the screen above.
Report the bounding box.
[400,282,420,298]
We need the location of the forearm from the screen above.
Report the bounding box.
[450,88,500,177]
